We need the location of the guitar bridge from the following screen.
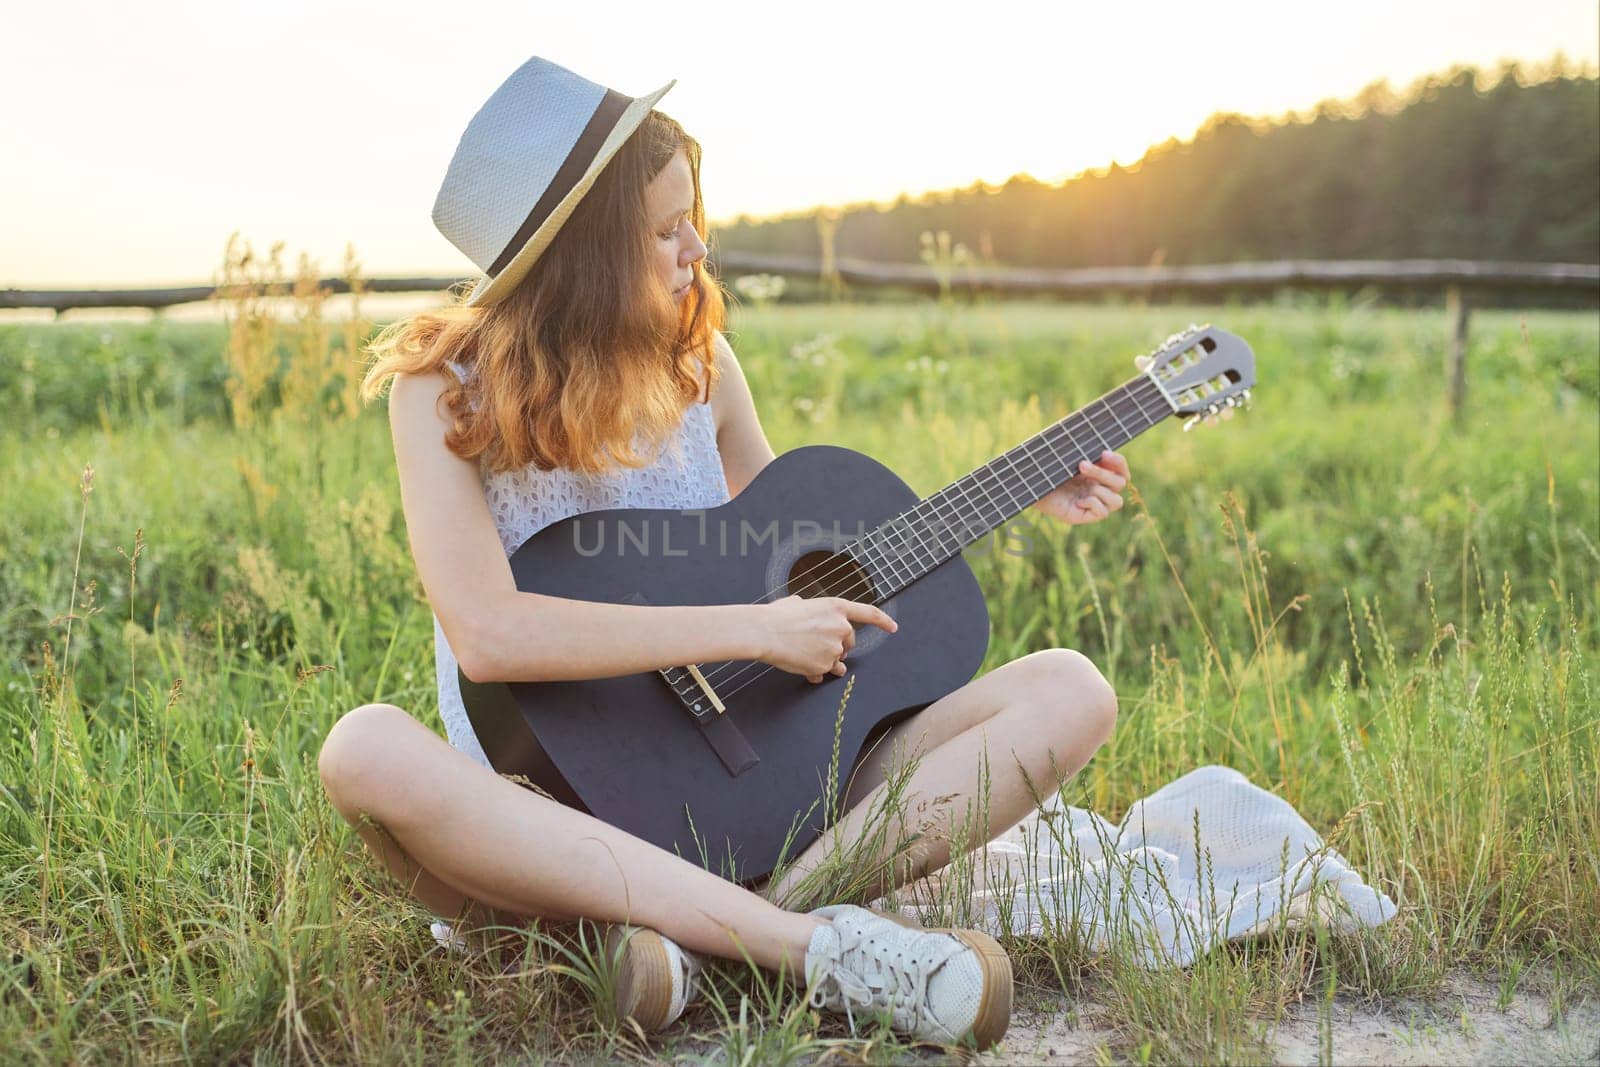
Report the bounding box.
[620,594,756,781]
[684,663,725,714]
[622,593,715,717]
[659,663,722,721]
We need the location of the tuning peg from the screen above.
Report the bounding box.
[1182,415,1200,432]
[1134,354,1153,370]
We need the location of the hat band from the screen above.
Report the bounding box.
[487,88,633,278]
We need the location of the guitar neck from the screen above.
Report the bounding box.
[845,371,1175,601]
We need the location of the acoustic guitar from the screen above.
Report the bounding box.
[461,324,1256,882]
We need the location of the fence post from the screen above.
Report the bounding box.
[1447,285,1470,423]
[815,207,843,302]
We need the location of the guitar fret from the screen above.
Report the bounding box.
[1053,415,1092,469]
[885,514,920,580]
[1015,436,1058,497]
[1012,452,1046,508]
[1082,402,1115,456]
[993,457,1028,515]
[1126,381,1160,427]
[882,543,909,589]
[1101,393,1135,443]
[869,534,899,583]
[1028,431,1069,488]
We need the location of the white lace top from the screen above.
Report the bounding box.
[433,360,731,769]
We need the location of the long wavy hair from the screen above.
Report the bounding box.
[360,111,725,476]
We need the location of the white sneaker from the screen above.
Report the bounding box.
[804,904,1013,1050]
[605,924,702,1032]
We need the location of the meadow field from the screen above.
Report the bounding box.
[1,295,1597,1063]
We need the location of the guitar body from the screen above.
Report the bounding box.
[461,444,991,884]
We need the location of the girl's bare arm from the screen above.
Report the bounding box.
[706,331,777,498]
[388,369,764,684]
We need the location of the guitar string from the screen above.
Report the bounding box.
[852,372,1166,589]
[683,372,1176,704]
[790,373,1168,624]
[749,372,1170,620]
[689,372,1169,694]
[693,372,1174,704]
[710,332,1247,700]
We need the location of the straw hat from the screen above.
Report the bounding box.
[432,55,675,307]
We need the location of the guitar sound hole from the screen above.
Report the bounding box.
[787,550,874,602]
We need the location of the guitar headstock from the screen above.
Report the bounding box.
[1137,324,1257,430]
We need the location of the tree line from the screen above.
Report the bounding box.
[713,59,1599,270]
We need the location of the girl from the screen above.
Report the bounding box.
[318,54,1129,1052]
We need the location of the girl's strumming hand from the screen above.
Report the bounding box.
[755,594,898,685]
[1032,449,1130,525]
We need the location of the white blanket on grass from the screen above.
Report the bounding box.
[900,765,1397,967]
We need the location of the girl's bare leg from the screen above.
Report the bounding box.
[317,703,821,975]
[762,648,1117,906]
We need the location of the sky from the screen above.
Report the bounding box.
[3,0,1596,288]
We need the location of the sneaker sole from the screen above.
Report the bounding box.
[868,908,1013,1051]
[607,927,674,1032]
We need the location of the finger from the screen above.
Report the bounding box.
[1078,458,1127,491]
[841,629,857,653]
[1100,450,1130,476]
[1076,497,1108,521]
[807,673,823,685]
[831,659,848,676]
[1091,484,1123,510]
[842,599,898,634]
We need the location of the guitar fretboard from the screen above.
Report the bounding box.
[844,372,1174,601]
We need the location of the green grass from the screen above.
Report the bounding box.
[1,299,1596,1062]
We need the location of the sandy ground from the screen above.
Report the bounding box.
[987,972,1600,1065]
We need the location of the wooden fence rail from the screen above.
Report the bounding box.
[721,254,1600,297]
[5,256,1595,423]
[3,256,1596,313]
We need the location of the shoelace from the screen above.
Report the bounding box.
[808,925,932,1035]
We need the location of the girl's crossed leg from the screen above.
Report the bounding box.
[317,647,1116,972]
[759,647,1116,906]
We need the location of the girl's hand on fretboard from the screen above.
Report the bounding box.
[1031,450,1130,526]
